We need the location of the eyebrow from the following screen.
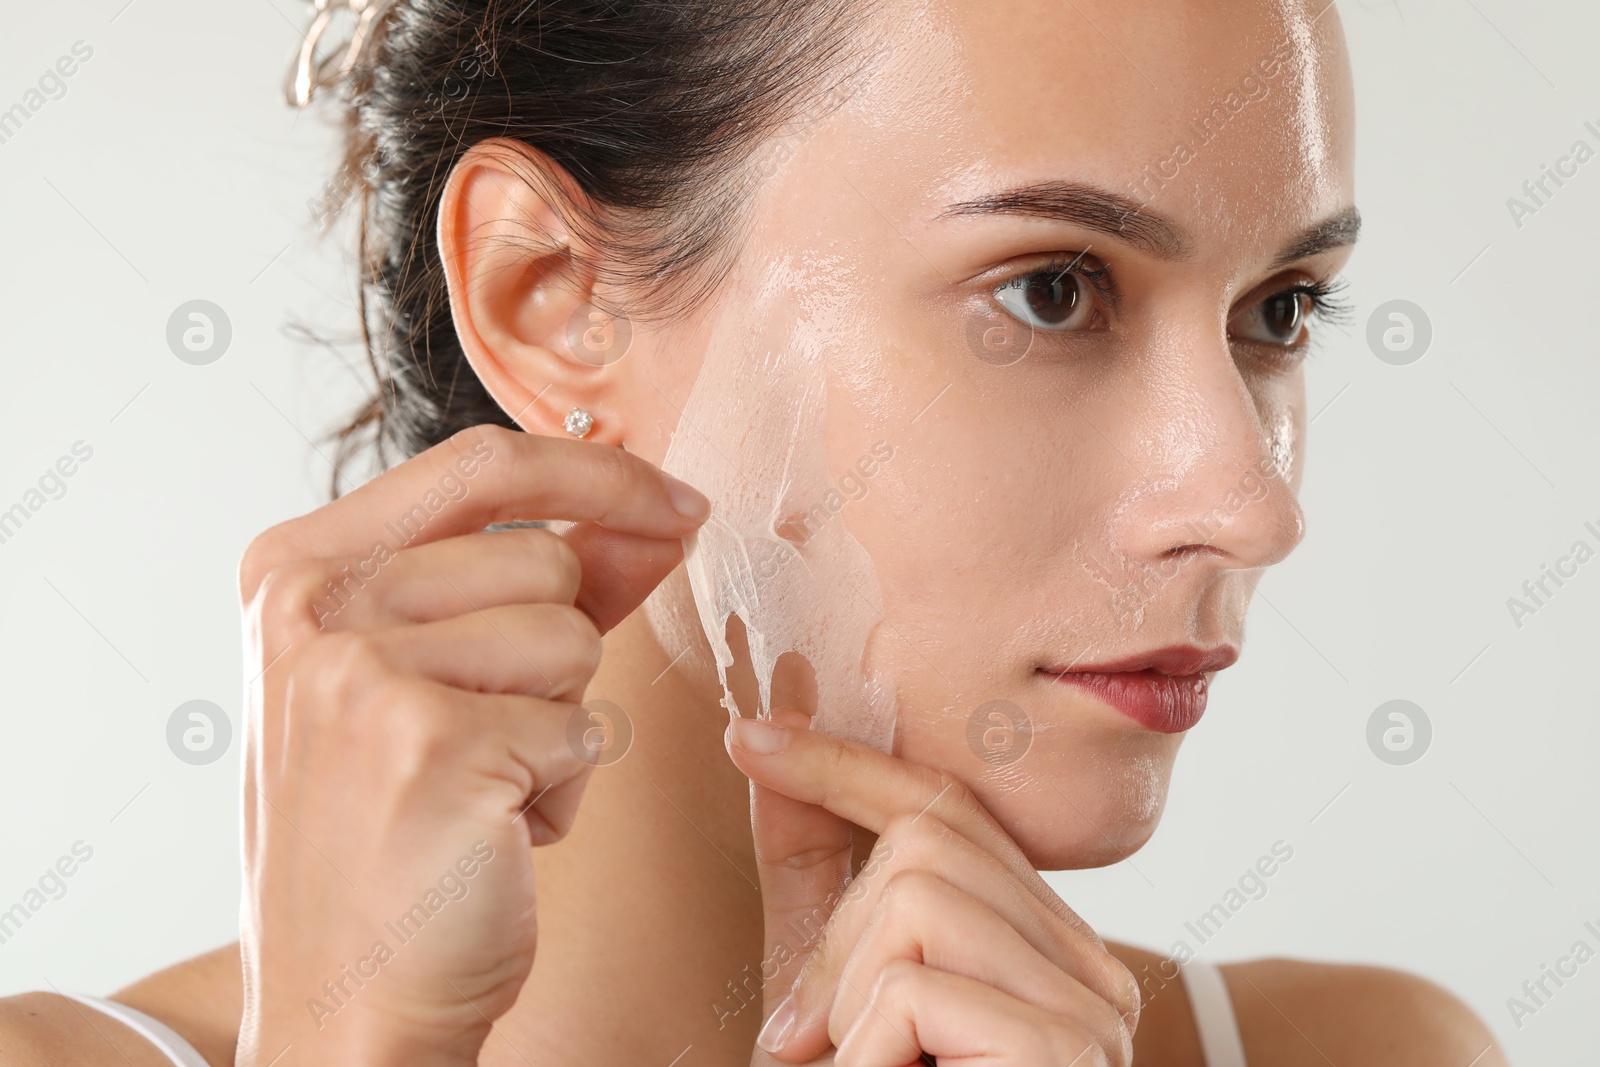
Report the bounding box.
[1266,205,1362,269]
[935,180,1361,268]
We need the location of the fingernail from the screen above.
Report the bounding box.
[661,473,711,521]
[756,995,797,1053]
[769,707,812,730]
[730,715,790,754]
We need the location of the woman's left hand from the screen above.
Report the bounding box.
[725,707,1141,1067]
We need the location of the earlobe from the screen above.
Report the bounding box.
[437,137,626,445]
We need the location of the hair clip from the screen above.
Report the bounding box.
[283,0,401,108]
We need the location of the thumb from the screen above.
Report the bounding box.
[561,523,685,633]
[735,708,855,1063]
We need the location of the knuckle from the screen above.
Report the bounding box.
[873,956,922,1002]
[813,731,856,786]
[298,630,392,712]
[252,558,333,635]
[879,866,943,913]
[503,604,602,698]
[381,683,460,773]
[876,814,916,856]
[448,422,509,458]
[867,868,946,933]
[1081,990,1128,1042]
[1105,999,1138,1064]
[1096,996,1137,1067]
[844,842,901,908]
[530,527,582,596]
[930,767,978,813]
[833,957,919,1048]
[269,632,430,771]
[238,527,294,603]
[879,812,952,867]
[550,603,603,669]
[593,442,643,496]
[445,424,515,494]
[1104,957,1142,1024]
[1050,954,1138,1059]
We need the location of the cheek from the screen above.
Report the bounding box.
[1248,364,1306,486]
[646,252,904,751]
[837,334,1117,683]
[1269,404,1296,482]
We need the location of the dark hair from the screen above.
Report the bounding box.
[317,0,874,496]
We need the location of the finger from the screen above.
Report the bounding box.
[562,523,687,634]
[744,710,858,1056]
[725,715,1035,886]
[510,760,595,846]
[309,523,686,636]
[834,961,1129,1067]
[242,426,708,598]
[373,602,602,701]
[285,663,595,844]
[775,828,1135,1057]
[448,689,597,844]
[823,871,1132,1053]
[311,526,584,631]
[728,717,1131,1054]
[408,684,596,847]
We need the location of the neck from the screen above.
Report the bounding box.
[494,606,769,1066]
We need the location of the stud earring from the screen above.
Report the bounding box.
[563,408,595,438]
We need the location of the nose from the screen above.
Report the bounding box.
[1113,335,1307,574]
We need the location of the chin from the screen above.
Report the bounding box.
[940,730,1180,871]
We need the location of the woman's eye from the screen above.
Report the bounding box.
[993,267,1098,332]
[1232,290,1311,346]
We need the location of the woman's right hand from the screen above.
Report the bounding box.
[233,425,710,1067]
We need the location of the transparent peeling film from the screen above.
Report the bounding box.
[656,258,898,753]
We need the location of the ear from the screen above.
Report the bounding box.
[437,137,631,445]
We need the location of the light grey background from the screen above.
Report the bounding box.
[1,1,1595,1062]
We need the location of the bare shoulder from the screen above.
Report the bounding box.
[1222,956,1507,1067]
[0,942,242,1067]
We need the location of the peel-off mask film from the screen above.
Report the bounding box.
[652,258,899,753]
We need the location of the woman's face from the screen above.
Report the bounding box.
[620,0,1357,869]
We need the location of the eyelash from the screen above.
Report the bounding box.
[1278,275,1353,327]
[994,256,1354,339]
[1026,253,1118,307]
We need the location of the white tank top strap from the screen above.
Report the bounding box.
[57,991,210,1067]
[1181,959,1249,1067]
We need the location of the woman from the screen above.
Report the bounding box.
[0,0,1507,1063]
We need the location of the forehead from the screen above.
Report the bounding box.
[794,0,1355,263]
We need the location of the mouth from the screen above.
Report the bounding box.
[1036,645,1240,734]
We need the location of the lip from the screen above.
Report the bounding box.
[1037,645,1239,734]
